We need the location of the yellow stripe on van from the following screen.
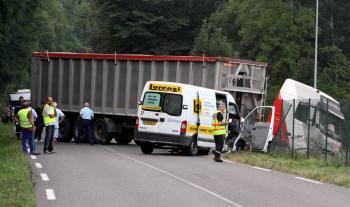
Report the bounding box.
[187,124,198,133]
[186,124,213,135]
[198,125,214,135]
[149,83,182,94]
[141,106,161,110]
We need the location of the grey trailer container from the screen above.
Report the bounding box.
[31,52,267,144]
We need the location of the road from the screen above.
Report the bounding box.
[28,142,350,207]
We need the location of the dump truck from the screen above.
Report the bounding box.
[31,52,268,144]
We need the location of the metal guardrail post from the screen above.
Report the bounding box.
[325,99,329,162]
[307,98,311,159]
[292,99,295,159]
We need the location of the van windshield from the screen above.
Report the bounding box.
[142,92,183,116]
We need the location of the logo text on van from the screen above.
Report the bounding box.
[149,84,182,93]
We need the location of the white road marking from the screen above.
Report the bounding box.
[103,146,242,207]
[252,166,271,172]
[30,155,37,160]
[35,163,43,169]
[294,177,322,184]
[40,173,49,181]
[45,189,56,200]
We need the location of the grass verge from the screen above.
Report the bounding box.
[0,123,34,207]
[224,151,350,188]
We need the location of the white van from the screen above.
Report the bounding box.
[134,81,241,155]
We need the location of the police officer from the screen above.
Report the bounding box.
[212,101,228,162]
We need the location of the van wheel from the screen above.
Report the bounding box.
[115,129,133,145]
[140,143,154,154]
[93,119,112,144]
[186,138,198,156]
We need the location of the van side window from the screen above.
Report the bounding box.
[163,94,182,116]
[143,92,161,110]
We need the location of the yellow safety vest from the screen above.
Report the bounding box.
[212,110,226,136]
[43,104,56,126]
[18,108,32,129]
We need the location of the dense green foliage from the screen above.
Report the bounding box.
[0,0,349,112]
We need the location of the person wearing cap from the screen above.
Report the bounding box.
[13,101,39,155]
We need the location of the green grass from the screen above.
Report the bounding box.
[224,151,350,188]
[0,123,34,207]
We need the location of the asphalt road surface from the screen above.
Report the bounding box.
[28,142,350,207]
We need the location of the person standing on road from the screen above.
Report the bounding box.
[212,101,228,162]
[34,102,45,141]
[13,96,25,139]
[52,102,65,142]
[29,104,40,154]
[77,102,94,145]
[43,97,56,154]
[13,101,39,155]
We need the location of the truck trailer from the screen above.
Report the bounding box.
[31,52,268,144]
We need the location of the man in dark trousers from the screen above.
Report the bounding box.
[212,101,228,162]
[77,102,94,145]
[13,101,40,155]
[43,97,56,153]
[34,102,45,141]
[13,96,25,139]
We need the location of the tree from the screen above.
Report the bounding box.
[92,0,224,54]
[192,19,237,57]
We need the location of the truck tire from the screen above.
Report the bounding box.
[59,118,73,142]
[140,143,154,154]
[115,129,133,145]
[186,138,198,156]
[93,119,112,144]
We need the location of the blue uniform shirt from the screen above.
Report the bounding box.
[80,107,94,120]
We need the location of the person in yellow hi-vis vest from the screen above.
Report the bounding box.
[212,101,228,162]
[13,101,36,154]
[43,97,56,154]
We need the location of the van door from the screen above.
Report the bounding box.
[197,90,217,147]
[158,93,183,136]
[241,106,275,152]
[138,92,162,134]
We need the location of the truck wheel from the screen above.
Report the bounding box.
[93,119,112,144]
[115,129,133,145]
[140,143,154,154]
[59,118,73,142]
[186,138,198,156]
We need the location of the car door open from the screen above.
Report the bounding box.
[241,106,275,152]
